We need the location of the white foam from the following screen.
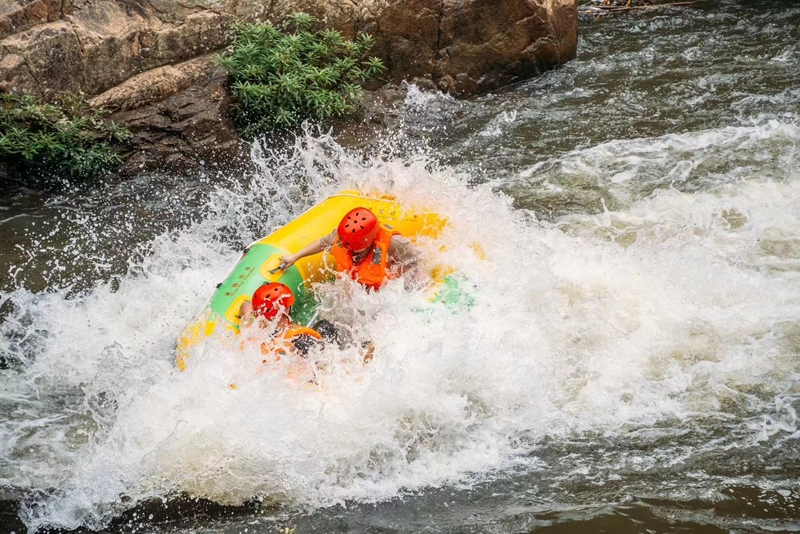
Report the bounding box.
[2,126,799,531]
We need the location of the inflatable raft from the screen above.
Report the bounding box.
[176,190,447,370]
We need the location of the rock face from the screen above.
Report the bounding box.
[228,0,578,96]
[0,1,231,98]
[1,0,239,175]
[0,0,577,174]
[436,0,578,95]
[107,64,245,175]
[86,54,244,175]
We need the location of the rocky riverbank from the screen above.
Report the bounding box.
[0,0,577,176]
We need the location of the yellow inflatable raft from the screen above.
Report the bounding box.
[176,190,447,370]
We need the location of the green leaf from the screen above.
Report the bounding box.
[283,12,317,33]
[224,13,381,139]
[364,57,386,78]
[356,33,375,53]
[0,92,126,179]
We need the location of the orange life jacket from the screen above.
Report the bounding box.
[330,225,399,290]
[260,324,322,362]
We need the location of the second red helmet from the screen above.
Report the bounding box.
[251,282,295,321]
[337,207,379,251]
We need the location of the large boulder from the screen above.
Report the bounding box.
[228,0,578,96]
[112,81,243,176]
[0,0,577,174]
[437,0,578,95]
[2,0,577,99]
[0,0,231,98]
[100,58,245,175]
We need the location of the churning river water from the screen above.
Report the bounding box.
[2,1,800,532]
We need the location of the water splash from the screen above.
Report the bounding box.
[1,122,799,531]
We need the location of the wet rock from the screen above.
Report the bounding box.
[328,84,408,148]
[89,55,217,113]
[111,74,246,176]
[436,0,579,95]
[1,54,245,179]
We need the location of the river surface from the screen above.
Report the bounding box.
[2,1,800,532]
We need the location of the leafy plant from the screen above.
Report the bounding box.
[0,93,131,181]
[217,13,386,138]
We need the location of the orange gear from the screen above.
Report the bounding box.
[261,325,323,360]
[331,225,398,290]
[337,207,379,251]
[251,282,295,321]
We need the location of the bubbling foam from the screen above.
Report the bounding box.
[2,126,799,532]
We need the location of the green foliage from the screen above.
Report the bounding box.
[217,13,386,138]
[0,93,131,180]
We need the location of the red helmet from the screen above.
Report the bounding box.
[251,283,295,321]
[338,207,379,251]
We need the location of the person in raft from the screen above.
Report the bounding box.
[280,207,420,290]
[239,282,372,362]
[238,282,323,358]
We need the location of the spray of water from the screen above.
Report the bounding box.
[1,118,799,531]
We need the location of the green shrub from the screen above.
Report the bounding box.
[217,12,386,139]
[0,93,130,181]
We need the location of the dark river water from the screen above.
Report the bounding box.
[2,1,800,533]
